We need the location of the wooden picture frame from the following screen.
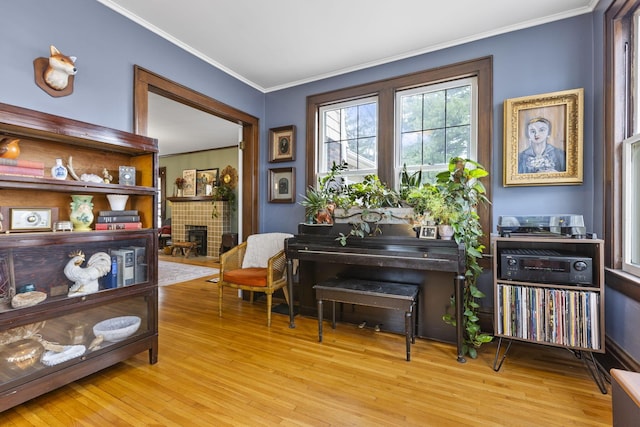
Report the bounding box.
[503,88,583,186]
[269,125,295,162]
[196,168,219,196]
[419,225,438,239]
[269,167,295,203]
[182,169,196,197]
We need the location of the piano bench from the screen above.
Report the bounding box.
[313,278,419,361]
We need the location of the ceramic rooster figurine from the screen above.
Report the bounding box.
[64,251,112,296]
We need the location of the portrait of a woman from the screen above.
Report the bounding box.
[517,117,566,174]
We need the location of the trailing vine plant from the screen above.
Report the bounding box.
[436,157,493,358]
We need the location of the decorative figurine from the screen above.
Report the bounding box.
[102,168,113,184]
[64,250,111,296]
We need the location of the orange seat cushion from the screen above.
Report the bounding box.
[223,268,268,287]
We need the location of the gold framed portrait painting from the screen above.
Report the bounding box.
[269,125,295,163]
[503,88,584,186]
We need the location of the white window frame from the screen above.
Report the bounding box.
[622,133,640,276]
[317,96,378,183]
[394,77,478,181]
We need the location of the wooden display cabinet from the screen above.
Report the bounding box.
[0,102,158,411]
[491,235,606,393]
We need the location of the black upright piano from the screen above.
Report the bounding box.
[285,223,468,362]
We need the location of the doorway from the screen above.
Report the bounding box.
[133,66,259,240]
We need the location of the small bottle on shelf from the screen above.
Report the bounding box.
[51,158,68,180]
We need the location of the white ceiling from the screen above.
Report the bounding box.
[99,0,597,154]
[147,92,240,156]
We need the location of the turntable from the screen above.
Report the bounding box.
[497,214,586,238]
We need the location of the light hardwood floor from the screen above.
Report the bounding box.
[0,254,613,426]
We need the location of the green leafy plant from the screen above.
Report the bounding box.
[299,186,330,223]
[211,178,236,219]
[299,161,347,223]
[335,210,384,245]
[434,157,492,358]
[399,164,422,202]
[342,174,402,209]
[406,184,459,225]
[333,173,403,245]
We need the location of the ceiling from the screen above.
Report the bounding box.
[100,0,597,154]
[147,92,240,155]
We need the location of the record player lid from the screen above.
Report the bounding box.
[497,214,584,228]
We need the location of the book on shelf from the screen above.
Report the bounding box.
[96,215,141,223]
[100,255,119,289]
[0,158,45,168]
[95,222,142,230]
[110,249,135,286]
[98,209,138,217]
[0,164,45,177]
[122,245,147,284]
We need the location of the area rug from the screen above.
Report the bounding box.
[158,260,219,286]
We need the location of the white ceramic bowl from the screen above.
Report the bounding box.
[106,194,129,211]
[93,316,141,342]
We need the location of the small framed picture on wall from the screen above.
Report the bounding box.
[269,125,295,162]
[269,167,295,203]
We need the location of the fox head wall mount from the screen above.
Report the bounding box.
[33,45,77,97]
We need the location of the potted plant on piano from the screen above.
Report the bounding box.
[300,160,348,224]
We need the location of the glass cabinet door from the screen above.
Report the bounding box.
[0,294,152,387]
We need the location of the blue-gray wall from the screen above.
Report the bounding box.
[3,0,638,363]
[0,0,264,139]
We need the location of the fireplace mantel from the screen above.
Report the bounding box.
[167,196,215,202]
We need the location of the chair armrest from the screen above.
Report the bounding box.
[220,242,247,274]
[267,249,287,283]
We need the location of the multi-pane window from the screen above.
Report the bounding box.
[396,78,477,181]
[318,97,378,182]
[306,57,492,250]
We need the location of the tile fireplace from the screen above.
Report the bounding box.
[170,200,231,258]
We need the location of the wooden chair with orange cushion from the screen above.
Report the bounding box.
[217,232,293,326]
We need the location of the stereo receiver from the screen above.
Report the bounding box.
[500,249,593,285]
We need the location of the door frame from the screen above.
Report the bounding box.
[133,66,259,240]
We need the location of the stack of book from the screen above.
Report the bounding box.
[0,158,45,177]
[95,209,142,230]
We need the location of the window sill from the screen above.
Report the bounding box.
[605,268,640,302]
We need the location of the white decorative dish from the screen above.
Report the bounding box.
[41,345,86,366]
[93,316,141,342]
